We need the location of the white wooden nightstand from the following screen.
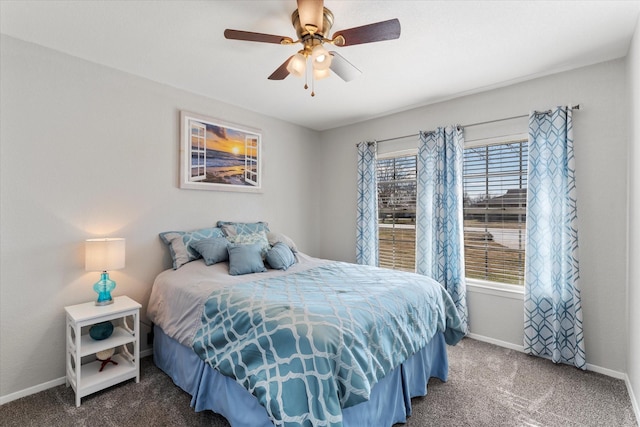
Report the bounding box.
[65,295,141,406]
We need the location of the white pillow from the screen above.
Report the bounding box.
[267,232,298,253]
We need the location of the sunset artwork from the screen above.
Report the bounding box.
[180,111,261,192]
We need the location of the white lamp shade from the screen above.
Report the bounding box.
[311,44,332,71]
[286,53,307,77]
[85,238,125,271]
[313,68,330,80]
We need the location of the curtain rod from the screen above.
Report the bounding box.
[360,104,581,145]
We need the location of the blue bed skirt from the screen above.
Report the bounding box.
[153,325,448,426]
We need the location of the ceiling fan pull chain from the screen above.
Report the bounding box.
[311,63,315,97]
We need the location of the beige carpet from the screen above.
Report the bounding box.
[0,338,636,426]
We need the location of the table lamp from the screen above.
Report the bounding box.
[85,238,125,306]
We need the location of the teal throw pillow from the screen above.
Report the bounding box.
[228,243,267,276]
[193,237,230,266]
[265,242,297,270]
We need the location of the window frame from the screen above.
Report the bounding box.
[463,133,528,294]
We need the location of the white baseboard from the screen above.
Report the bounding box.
[467,332,626,380]
[0,376,66,406]
[625,374,640,425]
[467,332,525,352]
[586,363,626,380]
[1,348,154,406]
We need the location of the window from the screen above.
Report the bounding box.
[463,140,528,286]
[375,140,527,287]
[377,154,416,272]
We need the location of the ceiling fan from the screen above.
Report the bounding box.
[224,0,401,96]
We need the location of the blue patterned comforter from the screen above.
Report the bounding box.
[192,262,465,427]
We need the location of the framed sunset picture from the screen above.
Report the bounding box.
[179,111,262,192]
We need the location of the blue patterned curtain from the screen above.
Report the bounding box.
[524,107,585,369]
[356,141,378,266]
[416,127,468,333]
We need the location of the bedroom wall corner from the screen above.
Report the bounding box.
[0,35,322,401]
[625,13,640,422]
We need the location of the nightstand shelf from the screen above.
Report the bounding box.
[70,354,136,397]
[65,296,141,407]
[79,327,135,357]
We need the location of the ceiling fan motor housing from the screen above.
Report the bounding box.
[291,7,335,51]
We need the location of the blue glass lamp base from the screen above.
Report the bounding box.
[94,272,116,306]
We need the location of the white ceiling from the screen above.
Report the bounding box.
[1,1,639,131]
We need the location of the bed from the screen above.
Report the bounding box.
[147,224,465,427]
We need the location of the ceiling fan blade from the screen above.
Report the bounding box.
[329,51,361,82]
[268,56,293,80]
[297,0,324,33]
[224,29,293,45]
[332,18,401,46]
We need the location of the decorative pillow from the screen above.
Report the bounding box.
[159,227,225,269]
[227,230,270,258]
[267,232,298,253]
[220,222,271,257]
[265,242,297,270]
[192,237,230,266]
[227,243,267,276]
[218,221,270,237]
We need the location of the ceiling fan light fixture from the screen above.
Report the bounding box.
[286,52,307,77]
[313,68,330,80]
[311,44,332,70]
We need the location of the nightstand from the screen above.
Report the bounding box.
[65,295,141,406]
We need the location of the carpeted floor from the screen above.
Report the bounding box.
[0,338,637,426]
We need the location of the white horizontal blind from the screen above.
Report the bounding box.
[463,140,528,285]
[377,155,416,272]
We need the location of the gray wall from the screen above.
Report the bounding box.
[317,59,630,374]
[626,14,640,418]
[1,31,638,411]
[0,36,322,398]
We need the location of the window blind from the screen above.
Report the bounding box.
[463,140,528,285]
[377,155,416,272]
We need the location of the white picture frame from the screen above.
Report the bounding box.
[179,111,262,192]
